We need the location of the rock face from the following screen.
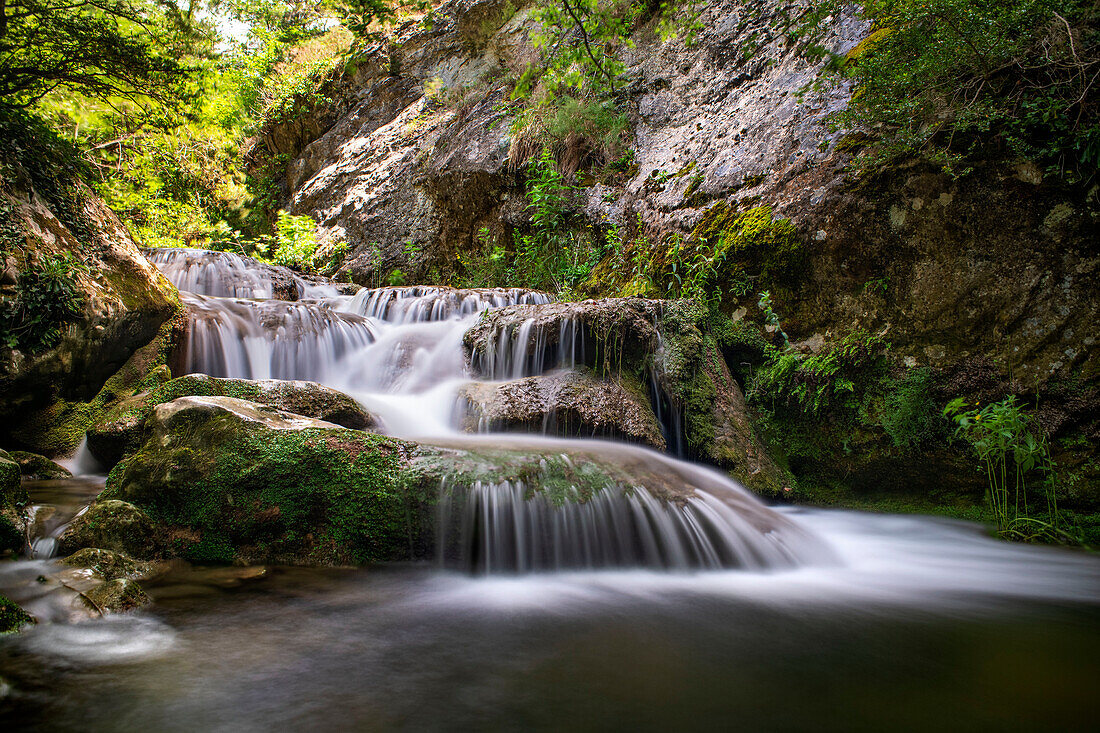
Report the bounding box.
[0,178,183,439]
[87,373,378,467]
[271,0,1097,387]
[457,370,666,449]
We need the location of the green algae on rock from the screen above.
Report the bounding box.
[6,451,71,480]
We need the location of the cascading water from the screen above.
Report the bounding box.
[158,247,823,573]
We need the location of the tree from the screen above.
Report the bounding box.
[0,0,209,108]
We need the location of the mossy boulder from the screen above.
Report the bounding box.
[0,594,35,633]
[56,500,157,559]
[87,374,377,467]
[7,450,71,480]
[100,396,436,566]
[84,578,150,614]
[61,547,155,581]
[457,370,666,449]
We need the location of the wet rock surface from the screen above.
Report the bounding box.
[6,451,71,480]
[57,500,158,559]
[87,374,378,467]
[457,370,666,449]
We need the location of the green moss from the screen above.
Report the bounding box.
[104,420,431,565]
[691,203,805,286]
[0,594,34,634]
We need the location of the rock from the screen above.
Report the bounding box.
[56,500,158,559]
[61,548,156,581]
[0,594,35,633]
[87,374,377,467]
[0,171,183,455]
[100,395,437,565]
[84,578,150,614]
[7,451,71,480]
[457,370,666,449]
[464,298,784,493]
[0,449,27,553]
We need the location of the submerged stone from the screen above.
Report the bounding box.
[62,548,156,582]
[0,594,35,633]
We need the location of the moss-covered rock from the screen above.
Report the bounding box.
[87,374,377,467]
[56,500,157,559]
[0,449,28,553]
[0,594,35,633]
[84,578,150,614]
[61,547,155,581]
[457,370,666,449]
[7,450,71,480]
[101,395,436,565]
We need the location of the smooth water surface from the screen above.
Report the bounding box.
[3,509,1098,732]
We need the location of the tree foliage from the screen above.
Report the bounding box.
[799,0,1100,179]
[0,0,209,108]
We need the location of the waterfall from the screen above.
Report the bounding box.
[182,294,378,381]
[149,247,830,574]
[436,480,810,573]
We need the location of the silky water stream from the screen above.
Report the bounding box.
[1,248,1098,730]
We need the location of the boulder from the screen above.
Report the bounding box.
[56,500,158,559]
[457,370,666,449]
[84,578,150,614]
[0,594,35,633]
[61,548,156,582]
[87,374,377,467]
[7,450,71,480]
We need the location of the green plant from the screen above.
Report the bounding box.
[750,330,889,416]
[0,252,87,353]
[272,211,319,271]
[756,291,789,349]
[797,0,1100,181]
[386,268,407,286]
[876,367,943,449]
[944,396,1071,541]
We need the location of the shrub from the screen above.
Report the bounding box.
[0,252,87,353]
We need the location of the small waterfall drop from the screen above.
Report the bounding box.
[437,480,809,573]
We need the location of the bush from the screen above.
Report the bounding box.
[272,211,319,271]
[0,251,87,353]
